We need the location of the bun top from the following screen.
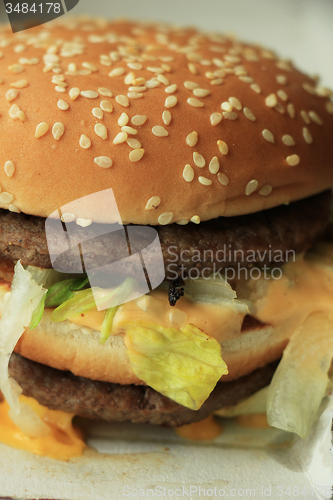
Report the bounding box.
[0,18,332,225]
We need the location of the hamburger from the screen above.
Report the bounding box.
[0,17,333,458]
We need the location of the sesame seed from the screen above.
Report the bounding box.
[98,88,113,97]
[325,101,333,115]
[276,75,287,85]
[152,126,168,137]
[250,83,261,94]
[302,127,313,144]
[94,123,108,140]
[8,64,24,74]
[132,78,146,86]
[9,104,20,119]
[116,95,129,107]
[287,103,295,119]
[94,156,113,168]
[229,97,242,110]
[4,161,15,177]
[245,179,258,195]
[129,148,145,162]
[217,140,229,155]
[55,86,66,93]
[186,131,198,148]
[176,220,189,225]
[300,110,310,124]
[128,86,146,92]
[209,156,220,174]
[113,132,128,144]
[286,154,300,166]
[243,107,256,121]
[282,135,295,147]
[239,76,253,84]
[92,107,104,119]
[69,88,80,100]
[52,122,65,141]
[121,126,137,135]
[147,66,164,74]
[165,95,178,108]
[188,63,198,75]
[79,134,91,149]
[146,196,161,210]
[61,213,76,223]
[274,103,285,114]
[100,100,113,113]
[81,90,99,99]
[221,102,233,112]
[57,99,69,111]
[145,78,160,89]
[265,94,278,108]
[127,138,142,149]
[127,92,143,99]
[193,88,210,98]
[162,110,172,125]
[193,152,205,168]
[124,72,135,85]
[276,60,293,72]
[210,78,223,85]
[158,212,173,225]
[277,89,288,101]
[0,192,14,204]
[308,110,323,126]
[35,122,49,138]
[131,115,147,126]
[223,111,237,120]
[10,80,28,89]
[198,176,212,186]
[262,129,275,144]
[8,204,21,213]
[158,74,169,86]
[76,218,93,228]
[302,82,315,95]
[165,84,177,94]
[109,68,125,77]
[17,111,26,122]
[191,216,200,224]
[187,97,204,108]
[6,89,19,101]
[128,62,142,70]
[217,173,229,186]
[210,112,222,126]
[118,113,129,126]
[259,185,273,196]
[183,164,194,182]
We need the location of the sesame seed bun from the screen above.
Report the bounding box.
[0,19,332,225]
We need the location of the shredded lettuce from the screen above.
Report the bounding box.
[267,312,333,438]
[124,322,228,410]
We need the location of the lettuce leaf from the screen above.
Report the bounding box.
[124,323,228,410]
[267,312,333,438]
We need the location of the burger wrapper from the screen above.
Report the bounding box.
[0,394,332,500]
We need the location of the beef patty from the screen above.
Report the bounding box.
[9,353,278,426]
[0,191,330,282]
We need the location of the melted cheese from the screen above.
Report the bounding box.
[236,413,270,429]
[0,395,86,460]
[175,415,223,440]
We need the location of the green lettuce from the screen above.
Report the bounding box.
[124,322,228,410]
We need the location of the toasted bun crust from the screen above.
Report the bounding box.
[0,19,332,225]
[14,310,287,384]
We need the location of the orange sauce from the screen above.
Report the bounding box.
[236,413,270,429]
[175,415,223,440]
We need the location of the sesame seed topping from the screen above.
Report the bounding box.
[277,89,288,101]
[129,148,145,162]
[250,83,261,94]
[10,79,28,89]
[243,107,256,121]
[191,216,200,224]
[188,63,198,75]
[186,131,198,147]
[210,112,222,126]
[81,90,99,99]
[121,126,137,135]
[17,111,26,122]
[217,173,229,186]
[222,111,237,120]
[61,213,76,223]
[69,88,80,100]
[217,140,229,155]
[35,122,49,139]
[221,101,233,112]
[8,204,21,214]
[57,99,69,111]
[8,64,24,74]
[131,115,147,126]
[325,101,333,115]
[0,192,14,204]
[165,95,178,108]
[100,100,113,113]
[92,107,104,119]
[176,220,189,225]
[94,156,113,168]
[124,72,135,85]
[109,68,125,77]
[259,185,273,196]
[9,104,20,119]
[193,152,205,168]
[193,88,210,98]
[262,129,275,144]
[55,86,66,93]
[76,218,93,228]
[79,134,92,149]
[5,89,19,101]
[282,135,295,146]
[183,164,195,182]
[98,88,113,97]
[210,78,223,86]
[274,103,285,114]
[145,78,160,89]
[118,113,129,126]
[209,156,220,174]
[52,122,65,141]
[308,110,323,126]
[287,103,295,118]
[113,132,128,144]
[302,127,313,144]
[300,110,310,124]
[198,176,212,186]
[302,82,315,95]
[146,196,161,210]
[158,74,169,86]
[229,97,242,110]
[94,123,108,140]
[128,62,142,70]
[276,75,287,85]
[165,84,177,94]
[286,154,300,166]
[152,126,168,137]
[127,138,142,149]
[245,179,258,196]
[265,94,278,108]
[184,81,200,91]
[4,161,15,177]
[162,110,172,125]
[187,97,204,108]
[158,212,174,225]
[127,92,143,99]
[116,95,129,107]
[129,86,146,92]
